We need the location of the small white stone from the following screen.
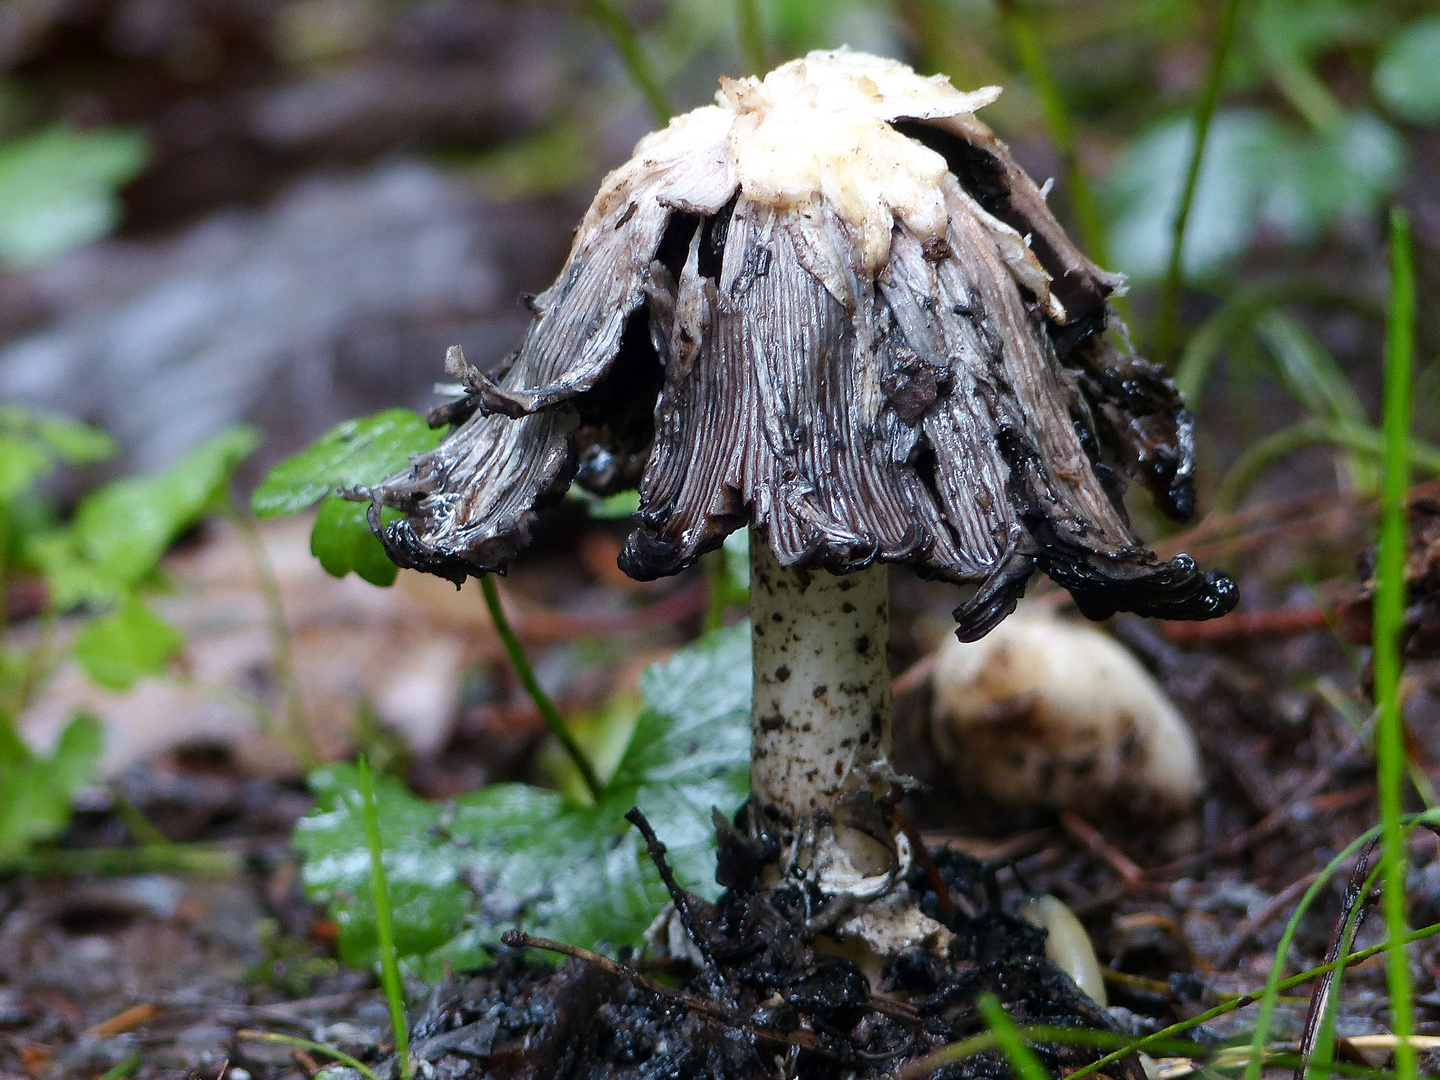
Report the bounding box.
[930,607,1201,815]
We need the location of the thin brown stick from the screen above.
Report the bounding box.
[1159,605,1331,645]
[1061,813,1145,887]
[500,930,844,1059]
[1217,872,1323,969]
[892,806,955,917]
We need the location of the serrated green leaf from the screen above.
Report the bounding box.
[0,125,148,270]
[1375,18,1440,125]
[63,426,258,600]
[311,495,399,587]
[251,410,443,518]
[294,623,752,977]
[73,596,184,691]
[0,711,102,863]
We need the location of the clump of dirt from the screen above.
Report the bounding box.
[399,836,1140,1080]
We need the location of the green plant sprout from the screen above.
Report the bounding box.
[358,755,412,1080]
[0,414,275,870]
[237,1031,381,1080]
[1152,0,1245,362]
[1373,205,1416,1080]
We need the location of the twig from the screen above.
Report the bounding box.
[891,652,936,698]
[1152,0,1246,363]
[1159,606,1330,646]
[1293,847,1379,1080]
[891,805,956,917]
[1060,812,1144,887]
[624,806,732,1004]
[1217,872,1323,969]
[481,575,603,801]
[499,930,846,1060]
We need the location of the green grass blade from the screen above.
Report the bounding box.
[585,0,670,123]
[1376,206,1417,1080]
[357,756,411,1080]
[1001,2,1111,274]
[735,0,767,74]
[1152,0,1246,362]
[97,1052,142,1080]
[480,575,604,801]
[237,1031,381,1080]
[978,993,1054,1080]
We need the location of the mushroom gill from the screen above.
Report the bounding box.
[372,48,1236,640]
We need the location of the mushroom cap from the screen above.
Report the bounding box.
[373,49,1235,639]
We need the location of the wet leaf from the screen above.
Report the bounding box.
[1375,18,1440,125]
[251,409,443,518]
[310,495,399,587]
[73,596,184,691]
[0,126,148,270]
[0,712,103,863]
[294,623,752,976]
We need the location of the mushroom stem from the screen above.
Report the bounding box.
[748,530,900,888]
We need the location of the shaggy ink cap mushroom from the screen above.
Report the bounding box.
[372,50,1236,638]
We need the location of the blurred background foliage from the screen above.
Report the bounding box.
[0,0,1436,528]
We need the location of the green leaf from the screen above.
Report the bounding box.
[0,434,52,504]
[34,414,115,466]
[1104,110,1287,280]
[294,623,752,977]
[311,495,398,587]
[53,426,258,605]
[73,596,184,691]
[1375,18,1440,125]
[251,410,443,518]
[0,712,102,862]
[1257,113,1406,242]
[1103,108,1405,280]
[0,125,148,270]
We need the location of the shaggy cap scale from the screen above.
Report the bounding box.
[374,49,1236,640]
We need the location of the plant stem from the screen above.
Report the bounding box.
[1000,1,1111,274]
[237,1032,381,1080]
[98,1053,142,1080]
[1376,206,1416,1080]
[1,843,241,877]
[735,0,767,74]
[357,757,411,1080]
[224,499,317,770]
[1152,0,1245,363]
[1051,919,1440,1080]
[479,575,604,802]
[585,0,671,124]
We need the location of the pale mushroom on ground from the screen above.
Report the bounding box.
[365,48,1235,1023]
[930,605,1204,816]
